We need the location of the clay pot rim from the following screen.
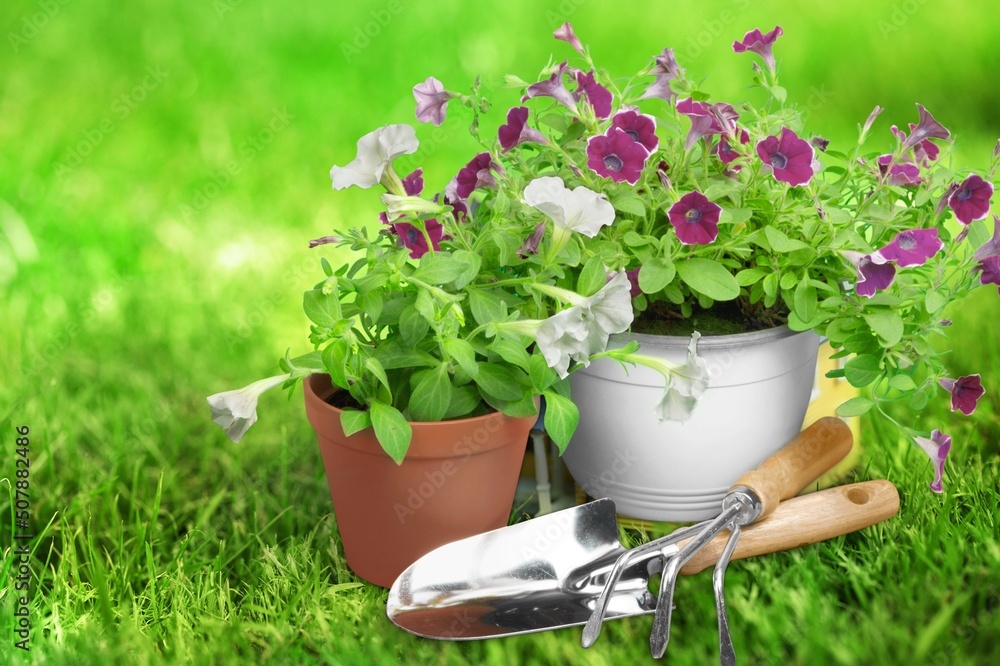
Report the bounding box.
[305,373,541,426]
[304,373,539,459]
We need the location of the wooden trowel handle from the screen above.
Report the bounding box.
[680,480,900,575]
[732,417,854,520]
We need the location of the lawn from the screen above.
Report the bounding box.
[1,0,999,664]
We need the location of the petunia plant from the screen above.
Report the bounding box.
[209,23,997,492]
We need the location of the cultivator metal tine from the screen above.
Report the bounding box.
[649,503,743,659]
[581,521,709,648]
[713,524,742,666]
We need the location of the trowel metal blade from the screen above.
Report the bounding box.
[386,498,660,640]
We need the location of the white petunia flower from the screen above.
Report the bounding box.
[330,124,419,191]
[649,333,710,422]
[535,307,590,377]
[535,272,635,378]
[207,374,289,443]
[523,176,616,238]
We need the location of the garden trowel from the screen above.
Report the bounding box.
[387,420,900,642]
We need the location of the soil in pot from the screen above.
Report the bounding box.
[633,298,788,337]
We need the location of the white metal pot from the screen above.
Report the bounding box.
[563,326,822,521]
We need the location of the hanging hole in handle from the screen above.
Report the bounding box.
[846,487,872,505]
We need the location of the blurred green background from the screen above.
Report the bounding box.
[2,0,998,664]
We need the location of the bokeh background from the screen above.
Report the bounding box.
[2,0,998,664]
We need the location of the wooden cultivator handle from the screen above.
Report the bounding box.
[731,417,855,520]
[680,480,900,575]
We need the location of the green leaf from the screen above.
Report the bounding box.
[408,364,452,422]
[835,397,874,417]
[356,290,383,325]
[364,357,392,397]
[529,353,558,391]
[475,364,523,401]
[721,208,753,225]
[623,231,652,247]
[444,385,483,419]
[762,272,778,298]
[499,392,540,418]
[909,389,930,410]
[925,290,947,314]
[491,339,531,371]
[735,268,767,286]
[340,409,372,437]
[889,374,918,392]
[542,390,579,453]
[369,400,412,464]
[764,226,812,253]
[825,317,859,344]
[443,338,479,377]
[864,310,904,347]
[322,339,350,389]
[374,340,439,370]
[638,257,676,294]
[577,256,607,297]
[770,85,788,104]
[303,287,341,327]
[611,192,648,218]
[676,258,740,301]
[844,354,882,388]
[793,275,818,322]
[468,289,505,326]
[451,250,482,290]
[412,253,469,285]
[399,306,430,346]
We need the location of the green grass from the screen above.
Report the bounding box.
[2,0,999,663]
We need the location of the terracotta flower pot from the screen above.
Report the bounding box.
[303,374,535,588]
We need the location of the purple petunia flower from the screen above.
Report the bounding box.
[676,98,739,151]
[622,268,641,298]
[948,174,993,225]
[878,155,922,186]
[574,70,613,119]
[861,105,884,142]
[976,256,1000,295]
[973,216,1000,263]
[732,26,784,72]
[891,123,941,167]
[914,429,952,493]
[586,128,649,185]
[524,61,578,114]
[517,221,546,258]
[667,191,721,245]
[938,374,985,416]
[715,129,750,167]
[390,219,446,259]
[873,228,942,267]
[413,77,455,126]
[454,152,497,199]
[553,21,584,55]
[498,106,548,153]
[902,104,950,152]
[401,168,424,196]
[849,252,896,298]
[756,127,816,187]
[608,110,659,153]
[640,47,684,103]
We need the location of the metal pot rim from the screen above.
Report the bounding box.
[616,324,816,350]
